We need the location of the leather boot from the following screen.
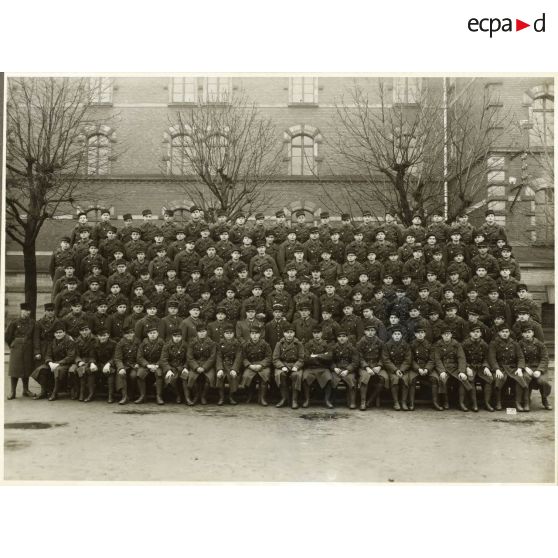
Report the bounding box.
[484,384,494,412]
[200,382,209,405]
[515,385,524,412]
[84,375,96,402]
[34,386,48,400]
[360,384,368,411]
[217,387,225,406]
[523,388,530,412]
[259,382,268,406]
[245,383,254,404]
[458,385,469,412]
[276,381,289,408]
[302,383,311,408]
[69,376,77,400]
[22,378,32,397]
[349,387,356,409]
[496,386,504,410]
[134,378,146,404]
[324,384,334,409]
[183,380,194,405]
[401,385,409,411]
[7,378,17,400]
[367,383,382,408]
[78,377,86,401]
[229,389,238,405]
[470,385,478,412]
[390,384,401,411]
[107,376,115,404]
[541,396,553,411]
[118,381,128,405]
[431,384,443,411]
[292,388,300,409]
[408,383,416,411]
[442,392,450,410]
[48,378,59,401]
[155,377,164,405]
[174,383,182,404]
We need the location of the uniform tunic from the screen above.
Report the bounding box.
[303,339,333,388]
[273,338,305,389]
[357,335,387,385]
[32,336,76,383]
[410,338,436,385]
[215,338,243,388]
[160,340,189,383]
[5,316,36,378]
[186,337,217,387]
[519,338,551,396]
[329,342,359,388]
[382,339,412,386]
[114,337,140,388]
[137,338,165,379]
[461,337,492,383]
[433,339,469,391]
[241,338,272,386]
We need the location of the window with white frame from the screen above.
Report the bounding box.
[170,134,194,175]
[530,96,554,148]
[289,134,317,176]
[89,77,112,104]
[171,77,197,103]
[205,77,231,103]
[206,133,229,173]
[87,134,111,175]
[289,77,318,104]
[393,77,422,104]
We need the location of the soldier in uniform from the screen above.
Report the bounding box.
[31,322,76,401]
[292,210,310,243]
[118,213,135,245]
[92,208,114,243]
[5,302,36,399]
[519,326,552,411]
[410,326,440,410]
[114,327,140,404]
[509,284,541,323]
[160,209,178,242]
[241,327,273,406]
[357,324,387,411]
[32,303,58,393]
[135,325,165,404]
[272,210,290,246]
[273,324,305,408]
[330,331,359,409]
[185,324,217,405]
[249,241,278,280]
[68,323,97,401]
[215,325,243,405]
[159,329,188,404]
[49,236,76,283]
[94,328,117,403]
[139,208,160,243]
[302,326,333,408]
[462,324,493,410]
[382,327,412,410]
[479,209,507,247]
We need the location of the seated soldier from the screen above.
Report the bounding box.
[159,328,188,405]
[382,327,412,411]
[69,323,97,402]
[185,324,217,405]
[273,324,305,409]
[462,325,491,411]
[215,325,243,406]
[95,328,117,403]
[410,326,440,410]
[519,326,552,411]
[330,331,359,410]
[114,327,140,405]
[303,326,334,409]
[357,324,387,411]
[240,327,273,406]
[136,325,165,404]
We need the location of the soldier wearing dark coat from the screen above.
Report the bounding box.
[185,324,217,404]
[215,326,243,405]
[462,326,492,411]
[488,325,527,411]
[114,328,140,404]
[410,328,440,410]
[357,325,387,410]
[273,325,305,408]
[159,329,188,405]
[69,323,98,402]
[135,326,165,404]
[382,328,412,410]
[303,327,334,408]
[330,331,359,409]
[33,303,57,367]
[433,327,471,411]
[240,328,272,406]
[94,330,117,403]
[5,303,35,399]
[519,327,552,411]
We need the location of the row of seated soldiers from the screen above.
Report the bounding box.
[25,308,551,413]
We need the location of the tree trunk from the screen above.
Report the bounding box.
[23,235,38,319]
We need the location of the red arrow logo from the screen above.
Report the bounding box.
[516,19,530,31]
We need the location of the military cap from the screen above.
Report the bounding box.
[116,261,127,267]
[469,325,482,333]
[499,264,511,271]
[364,323,377,330]
[445,303,458,310]
[375,228,385,235]
[321,307,332,314]
[467,286,478,293]
[132,300,145,308]
[79,226,92,233]
[299,303,311,311]
[450,230,462,236]
[412,214,422,220]
[324,280,336,287]
[190,205,200,212]
[298,276,310,284]
[272,303,284,311]
[295,210,305,218]
[517,308,531,315]
[255,240,266,247]
[112,247,124,254]
[189,302,201,311]
[346,249,356,256]
[501,245,512,252]
[60,236,72,243]
[321,246,332,253]
[275,210,285,218]
[337,330,348,337]
[440,325,453,334]
[88,243,99,249]
[146,325,159,334]
[186,237,197,244]
[97,327,110,336]
[408,303,419,311]
[341,213,351,221]
[391,327,403,334]
[77,211,88,218]
[320,211,330,219]
[362,211,372,217]
[196,324,207,332]
[428,309,440,316]
[53,322,66,332]
[310,227,319,234]
[245,303,256,311]
[96,298,108,306]
[516,284,528,292]
[252,283,263,290]
[222,324,234,333]
[367,248,377,255]
[383,273,393,279]
[106,225,117,233]
[145,301,158,309]
[44,302,55,311]
[448,269,460,276]
[284,323,296,332]
[64,262,76,268]
[19,302,31,311]
[497,324,510,332]
[66,277,78,284]
[170,328,182,337]
[216,209,227,217]
[338,272,348,279]
[168,301,179,308]
[225,285,237,294]
[216,306,226,313]
[123,327,134,335]
[329,229,340,236]
[249,326,262,333]
[412,244,423,251]
[414,326,426,333]
[123,213,133,220]
[255,212,265,220]
[485,209,495,216]
[310,325,321,334]
[79,323,91,331]
[521,325,534,333]
[395,286,406,292]
[164,209,174,217]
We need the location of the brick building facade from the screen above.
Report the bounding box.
[5,75,555,251]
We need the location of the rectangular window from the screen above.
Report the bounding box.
[171,77,197,103]
[530,99,554,148]
[205,77,231,103]
[289,77,318,104]
[393,78,421,104]
[89,77,112,104]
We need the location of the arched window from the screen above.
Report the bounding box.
[87,134,110,175]
[530,96,554,147]
[290,134,316,176]
[170,134,194,175]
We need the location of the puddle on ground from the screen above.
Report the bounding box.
[4,439,31,450]
[4,422,68,430]
[299,412,351,421]
[113,410,167,415]
[192,409,238,418]
[491,418,542,425]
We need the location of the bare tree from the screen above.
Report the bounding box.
[321,78,512,226]
[5,77,116,314]
[168,90,282,220]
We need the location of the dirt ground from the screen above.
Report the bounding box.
[3,378,555,483]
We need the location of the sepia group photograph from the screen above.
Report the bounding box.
[1,73,555,483]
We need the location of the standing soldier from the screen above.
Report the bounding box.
[302,326,334,408]
[461,325,491,411]
[382,327,412,410]
[488,325,527,411]
[241,327,273,405]
[272,210,290,246]
[273,324,305,408]
[5,302,36,400]
[49,236,76,283]
[159,329,188,404]
[433,327,473,411]
[32,302,58,398]
[357,324,387,411]
[330,331,359,409]
[114,327,140,404]
[160,209,178,242]
[31,322,76,401]
[519,326,552,411]
[216,325,243,405]
[136,325,165,404]
[479,209,507,247]
[185,324,217,405]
